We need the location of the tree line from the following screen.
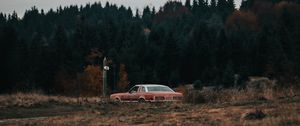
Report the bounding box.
[0,0,300,95]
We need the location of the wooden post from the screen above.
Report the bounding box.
[103,57,107,97]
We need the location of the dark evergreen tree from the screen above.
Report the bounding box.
[228,0,236,12]
[185,0,192,10]
[0,25,18,92]
[142,6,152,28]
[0,0,299,93]
[210,0,217,9]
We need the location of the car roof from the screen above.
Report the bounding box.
[135,84,168,87]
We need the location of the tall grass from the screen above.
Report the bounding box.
[183,86,299,104]
[0,91,102,108]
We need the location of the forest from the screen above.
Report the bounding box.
[0,0,300,95]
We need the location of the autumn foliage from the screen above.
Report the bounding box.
[54,65,103,96]
[77,65,103,96]
[226,10,258,32]
[176,85,188,96]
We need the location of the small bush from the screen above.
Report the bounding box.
[193,80,203,90]
[176,85,188,96]
[182,90,205,104]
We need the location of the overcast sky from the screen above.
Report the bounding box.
[0,0,242,17]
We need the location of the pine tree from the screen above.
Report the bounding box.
[117,64,130,92]
[142,6,152,28]
[222,61,235,87]
[185,0,192,10]
[52,25,70,70]
[192,0,199,12]
[210,0,217,9]
[228,0,235,12]
[0,25,18,92]
[135,9,140,18]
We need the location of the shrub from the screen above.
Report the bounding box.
[55,65,103,96]
[185,90,206,104]
[175,85,188,96]
[193,80,203,90]
[77,65,103,96]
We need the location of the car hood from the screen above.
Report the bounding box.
[110,92,128,97]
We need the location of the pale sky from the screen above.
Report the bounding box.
[0,0,242,17]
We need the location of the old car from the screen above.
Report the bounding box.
[110,84,183,102]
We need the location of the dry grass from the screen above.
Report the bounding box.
[184,86,299,104]
[0,91,102,108]
[0,96,299,126]
[241,102,300,126]
[0,87,299,126]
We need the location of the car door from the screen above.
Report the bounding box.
[132,86,146,101]
[128,86,139,102]
[120,93,131,101]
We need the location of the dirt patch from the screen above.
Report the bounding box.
[0,105,83,120]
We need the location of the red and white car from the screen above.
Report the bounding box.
[110,84,183,102]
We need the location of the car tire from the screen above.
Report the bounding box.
[114,98,121,103]
[138,98,145,103]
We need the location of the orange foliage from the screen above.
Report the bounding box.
[78,65,103,96]
[226,10,258,32]
[274,1,300,18]
[54,65,103,96]
[274,1,290,9]
[176,85,188,96]
[117,64,129,92]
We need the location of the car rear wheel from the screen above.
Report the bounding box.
[114,98,121,103]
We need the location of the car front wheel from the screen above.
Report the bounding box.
[138,98,145,103]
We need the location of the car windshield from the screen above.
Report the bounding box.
[147,86,174,92]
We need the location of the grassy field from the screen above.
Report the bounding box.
[0,89,299,126]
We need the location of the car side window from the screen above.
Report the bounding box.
[129,86,139,93]
[138,86,145,92]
